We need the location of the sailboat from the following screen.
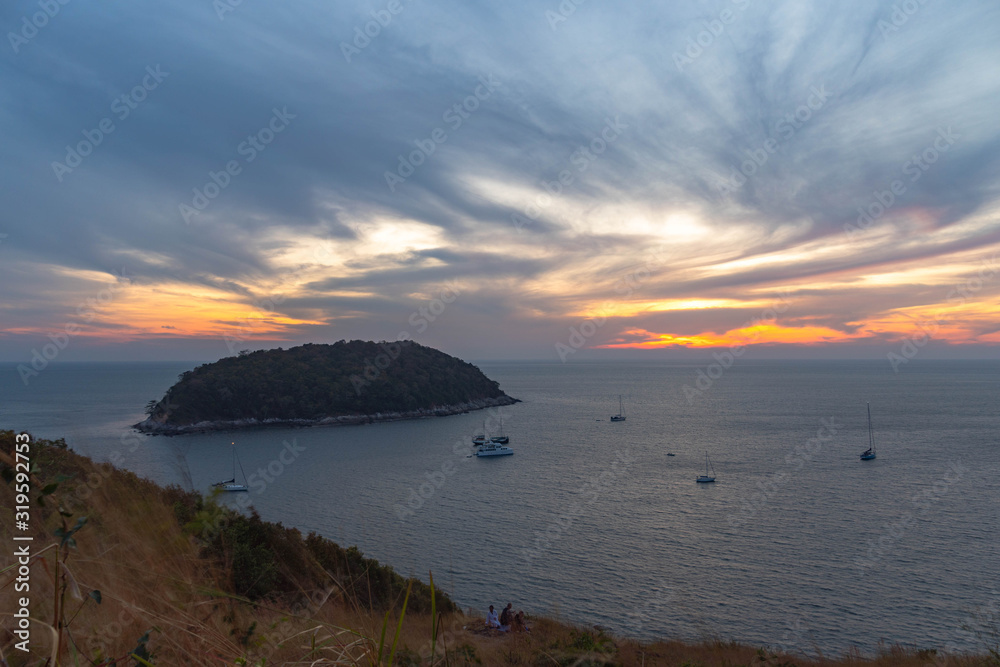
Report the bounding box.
[860,403,877,461]
[476,421,513,457]
[610,395,626,422]
[213,442,249,492]
[696,452,716,483]
[490,409,509,444]
[471,418,492,446]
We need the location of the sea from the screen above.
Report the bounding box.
[1,359,998,656]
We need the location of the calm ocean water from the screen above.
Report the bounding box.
[1,359,998,655]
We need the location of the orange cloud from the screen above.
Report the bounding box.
[597,323,856,349]
[3,280,326,344]
[596,298,1000,350]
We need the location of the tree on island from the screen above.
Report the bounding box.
[139,340,516,431]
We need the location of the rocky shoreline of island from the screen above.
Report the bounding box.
[133,394,520,435]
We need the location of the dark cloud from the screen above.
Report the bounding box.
[2,0,999,361]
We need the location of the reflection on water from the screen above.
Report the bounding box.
[2,359,998,655]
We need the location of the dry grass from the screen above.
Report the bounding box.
[1,432,996,666]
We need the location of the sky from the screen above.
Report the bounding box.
[2,0,1000,364]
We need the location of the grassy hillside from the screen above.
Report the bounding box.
[1,431,995,666]
[138,341,516,431]
[0,430,453,665]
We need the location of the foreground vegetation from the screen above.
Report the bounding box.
[1,431,996,666]
[138,341,516,431]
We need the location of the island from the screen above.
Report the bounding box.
[134,340,518,435]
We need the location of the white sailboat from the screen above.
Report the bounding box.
[696,452,716,483]
[213,442,249,492]
[860,403,877,461]
[476,421,513,457]
[610,395,626,422]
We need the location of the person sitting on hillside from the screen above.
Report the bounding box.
[485,605,499,628]
[499,603,513,631]
[512,611,529,633]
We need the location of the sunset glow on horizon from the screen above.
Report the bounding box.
[2,1,999,363]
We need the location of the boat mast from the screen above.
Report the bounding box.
[867,403,875,453]
[233,442,248,483]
